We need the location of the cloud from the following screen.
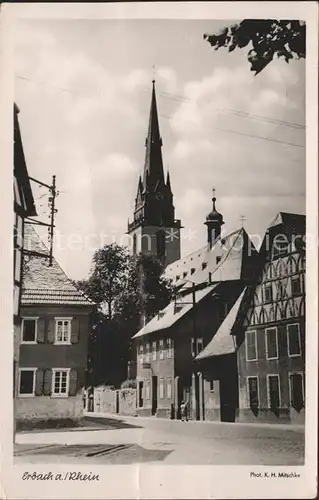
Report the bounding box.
[14,20,305,278]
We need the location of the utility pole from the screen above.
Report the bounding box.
[48,175,57,266]
[25,174,58,266]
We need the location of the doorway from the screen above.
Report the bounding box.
[138,381,143,408]
[152,376,158,415]
[220,376,237,422]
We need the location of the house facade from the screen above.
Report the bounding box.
[13,103,37,400]
[196,212,305,425]
[132,200,259,420]
[16,226,93,428]
[236,213,305,424]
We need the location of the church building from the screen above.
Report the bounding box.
[127,80,182,267]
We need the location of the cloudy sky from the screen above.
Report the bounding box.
[14,18,305,280]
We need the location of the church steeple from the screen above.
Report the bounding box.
[127,80,181,267]
[143,80,165,191]
[205,189,224,249]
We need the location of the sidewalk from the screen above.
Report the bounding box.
[84,410,305,432]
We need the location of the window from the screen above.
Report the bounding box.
[265,328,278,359]
[167,338,173,358]
[156,230,166,260]
[247,376,259,408]
[291,276,301,296]
[55,318,71,344]
[139,344,144,365]
[289,372,304,411]
[278,280,285,299]
[152,341,157,361]
[145,342,150,363]
[202,262,207,270]
[159,379,164,399]
[19,369,36,397]
[166,379,172,399]
[191,337,195,357]
[267,374,281,409]
[138,381,143,407]
[210,381,214,392]
[196,338,203,354]
[263,284,273,303]
[245,330,257,361]
[191,337,203,356]
[133,234,137,255]
[159,340,164,360]
[52,369,70,397]
[287,323,301,357]
[176,275,180,281]
[216,256,222,264]
[21,318,38,343]
[191,268,195,275]
[145,381,150,400]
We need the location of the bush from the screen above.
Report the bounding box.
[120,379,137,389]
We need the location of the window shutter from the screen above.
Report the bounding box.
[47,319,55,344]
[43,369,52,395]
[37,318,46,343]
[71,318,80,343]
[69,369,78,396]
[35,369,44,396]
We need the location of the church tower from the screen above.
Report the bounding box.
[204,190,224,249]
[127,80,181,266]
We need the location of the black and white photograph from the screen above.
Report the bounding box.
[1,2,318,499]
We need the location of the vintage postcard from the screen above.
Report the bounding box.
[0,1,318,499]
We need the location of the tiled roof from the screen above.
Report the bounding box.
[165,228,258,288]
[195,287,247,360]
[132,283,219,339]
[21,225,93,307]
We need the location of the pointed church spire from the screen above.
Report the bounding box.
[143,80,165,190]
[166,170,172,191]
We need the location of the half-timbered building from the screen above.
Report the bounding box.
[197,212,305,424]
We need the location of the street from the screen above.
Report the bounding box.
[15,413,304,465]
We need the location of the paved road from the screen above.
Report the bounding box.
[15,413,304,465]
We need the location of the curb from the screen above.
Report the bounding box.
[83,411,305,432]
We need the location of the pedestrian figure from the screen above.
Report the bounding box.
[180,400,188,422]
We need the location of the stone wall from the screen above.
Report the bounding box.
[93,386,137,416]
[16,394,83,428]
[119,388,137,416]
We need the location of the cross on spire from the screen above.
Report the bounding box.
[240,214,247,228]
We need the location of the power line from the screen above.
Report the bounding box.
[16,74,305,149]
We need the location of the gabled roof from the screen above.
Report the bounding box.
[14,104,37,217]
[132,283,219,339]
[268,212,305,231]
[21,225,93,307]
[195,287,247,360]
[260,212,306,255]
[165,227,259,288]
